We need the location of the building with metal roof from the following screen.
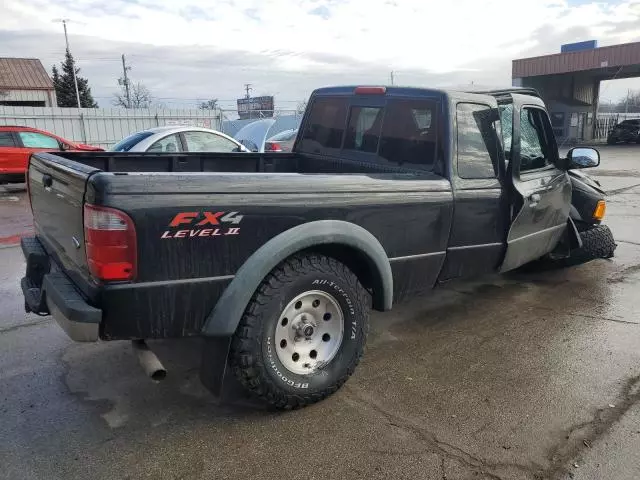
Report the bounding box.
[0,58,57,107]
[512,41,640,142]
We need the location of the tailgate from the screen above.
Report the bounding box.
[28,153,98,284]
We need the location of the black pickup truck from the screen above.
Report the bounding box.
[20,86,614,409]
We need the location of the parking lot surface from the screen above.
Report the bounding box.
[1,146,639,480]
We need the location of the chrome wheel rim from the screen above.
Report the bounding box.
[274,290,344,375]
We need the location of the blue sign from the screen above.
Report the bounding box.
[561,40,598,53]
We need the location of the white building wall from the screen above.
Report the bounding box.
[0,89,55,106]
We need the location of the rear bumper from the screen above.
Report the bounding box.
[20,236,101,342]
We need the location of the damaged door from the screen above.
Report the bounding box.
[499,93,572,272]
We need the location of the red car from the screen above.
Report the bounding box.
[0,126,103,183]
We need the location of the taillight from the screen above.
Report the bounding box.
[83,204,137,281]
[354,86,387,95]
[265,142,282,152]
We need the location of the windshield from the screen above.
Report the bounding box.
[233,119,276,152]
[111,131,154,151]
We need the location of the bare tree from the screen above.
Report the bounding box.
[296,100,308,114]
[199,99,218,110]
[113,81,153,109]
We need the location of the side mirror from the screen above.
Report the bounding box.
[566,147,600,170]
[59,142,70,151]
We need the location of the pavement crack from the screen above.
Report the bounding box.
[605,182,640,196]
[535,305,638,326]
[607,263,640,284]
[344,385,537,480]
[0,317,52,334]
[544,374,640,480]
[616,240,640,247]
[440,457,447,480]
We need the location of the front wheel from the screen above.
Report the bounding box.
[230,254,370,409]
[574,224,616,261]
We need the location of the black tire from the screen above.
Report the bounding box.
[230,254,370,409]
[575,224,616,261]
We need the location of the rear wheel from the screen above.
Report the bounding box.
[230,253,370,409]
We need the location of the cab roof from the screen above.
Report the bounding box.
[311,85,541,99]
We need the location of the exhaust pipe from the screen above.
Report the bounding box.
[132,339,167,381]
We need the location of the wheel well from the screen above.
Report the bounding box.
[301,244,387,311]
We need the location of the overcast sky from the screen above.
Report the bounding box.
[1,0,639,111]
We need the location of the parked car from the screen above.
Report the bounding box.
[111,126,248,153]
[20,86,614,410]
[265,129,298,152]
[0,125,103,183]
[233,119,277,152]
[606,119,640,144]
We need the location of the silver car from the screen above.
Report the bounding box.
[111,126,247,153]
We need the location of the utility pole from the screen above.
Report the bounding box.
[244,84,253,119]
[120,54,131,109]
[390,71,395,85]
[625,89,630,116]
[54,19,82,108]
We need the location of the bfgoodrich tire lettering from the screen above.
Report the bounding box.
[230,254,370,409]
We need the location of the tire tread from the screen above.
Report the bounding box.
[230,253,369,410]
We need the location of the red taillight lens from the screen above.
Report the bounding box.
[265,142,282,152]
[354,86,387,95]
[83,204,137,281]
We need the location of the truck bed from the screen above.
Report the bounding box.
[27,150,453,339]
[41,151,422,175]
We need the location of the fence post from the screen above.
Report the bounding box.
[79,111,88,143]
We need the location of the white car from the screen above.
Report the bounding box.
[111,126,247,153]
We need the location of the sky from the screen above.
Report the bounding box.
[0,0,639,111]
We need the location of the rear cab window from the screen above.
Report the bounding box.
[299,92,439,171]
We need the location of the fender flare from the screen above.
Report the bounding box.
[201,220,393,337]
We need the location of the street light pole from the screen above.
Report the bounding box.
[56,19,82,108]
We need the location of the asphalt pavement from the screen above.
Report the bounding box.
[1,145,639,480]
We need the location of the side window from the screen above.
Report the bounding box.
[499,104,513,163]
[148,133,182,153]
[520,108,552,172]
[183,131,238,152]
[456,103,498,179]
[300,97,348,152]
[18,132,60,149]
[379,99,437,168]
[0,132,16,147]
[343,107,383,153]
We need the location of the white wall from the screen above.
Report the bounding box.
[0,106,223,149]
[0,89,55,106]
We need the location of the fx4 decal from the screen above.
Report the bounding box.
[161,211,243,239]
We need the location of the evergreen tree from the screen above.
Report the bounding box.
[52,49,98,108]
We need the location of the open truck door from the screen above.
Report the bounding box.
[498,93,572,272]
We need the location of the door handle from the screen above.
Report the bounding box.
[529,193,541,207]
[42,174,53,188]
